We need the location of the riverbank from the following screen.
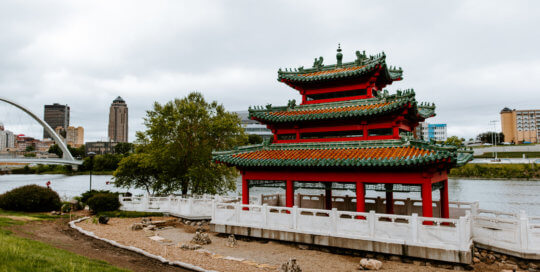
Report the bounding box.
[449,163,539,180]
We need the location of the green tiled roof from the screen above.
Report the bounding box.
[213,139,473,169]
[277,51,403,84]
[248,89,436,123]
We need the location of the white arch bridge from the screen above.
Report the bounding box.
[0,97,83,166]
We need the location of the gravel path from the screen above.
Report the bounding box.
[76,217,462,272]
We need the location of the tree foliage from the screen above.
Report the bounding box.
[113,153,162,194]
[114,92,246,195]
[114,142,133,155]
[444,136,464,147]
[476,132,505,144]
[247,134,263,145]
[48,144,85,158]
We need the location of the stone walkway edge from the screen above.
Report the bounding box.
[69,217,213,272]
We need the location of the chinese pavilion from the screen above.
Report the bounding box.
[214,46,473,219]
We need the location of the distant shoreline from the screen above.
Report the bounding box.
[449,176,540,181]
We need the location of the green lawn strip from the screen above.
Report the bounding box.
[0,213,129,272]
[450,163,540,179]
[474,151,540,158]
[0,208,67,220]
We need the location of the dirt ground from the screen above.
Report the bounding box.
[76,216,478,272]
[6,214,510,272]
[8,215,190,272]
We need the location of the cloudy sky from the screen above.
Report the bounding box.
[1,0,539,141]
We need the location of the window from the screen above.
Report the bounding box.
[300,130,363,139]
[277,134,296,140]
[306,89,367,101]
[368,128,393,137]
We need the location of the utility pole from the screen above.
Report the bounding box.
[490,120,499,159]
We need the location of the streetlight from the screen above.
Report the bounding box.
[87,152,96,191]
[490,120,500,159]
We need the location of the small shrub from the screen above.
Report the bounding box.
[61,203,71,213]
[81,190,115,204]
[0,185,61,212]
[87,193,120,213]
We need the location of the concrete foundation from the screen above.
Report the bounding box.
[211,223,472,264]
[475,242,540,260]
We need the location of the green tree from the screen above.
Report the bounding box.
[247,134,263,145]
[113,153,162,194]
[25,145,35,152]
[114,142,133,155]
[476,132,505,144]
[117,92,246,195]
[444,136,463,147]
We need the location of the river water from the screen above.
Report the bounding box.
[0,174,538,216]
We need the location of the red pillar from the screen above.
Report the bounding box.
[286,180,294,207]
[440,180,449,219]
[325,183,332,210]
[356,182,365,219]
[421,182,433,225]
[242,176,249,210]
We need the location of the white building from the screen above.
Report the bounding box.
[416,122,447,142]
[0,123,15,151]
[235,111,273,140]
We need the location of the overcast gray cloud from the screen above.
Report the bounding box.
[1,0,539,141]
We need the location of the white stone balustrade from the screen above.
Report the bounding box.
[211,202,472,251]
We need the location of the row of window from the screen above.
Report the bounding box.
[276,128,394,141]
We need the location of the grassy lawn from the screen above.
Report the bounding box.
[0,210,128,272]
[474,151,540,158]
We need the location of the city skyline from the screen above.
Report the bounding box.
[1,1,540,142]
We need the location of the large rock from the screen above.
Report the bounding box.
[178,243,202,250]
[191,231,211,245]
[98,216,109,224]
[359,258,382,271]
[131,223,144,231]
[280,258,301,272]
[225,234,238,248]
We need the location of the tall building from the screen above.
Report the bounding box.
[43,103,70,139]
[501,107,540,144]
[235,111,273,140]
[108,96,128,142]
[0,123,15,151]
[414,122,447,142]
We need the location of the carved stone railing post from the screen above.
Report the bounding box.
[519,210,529,250]
[411,213,418,243]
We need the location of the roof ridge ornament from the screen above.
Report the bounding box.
[312,56,324,70]
[336,44,343,67]
[355,50,367,65]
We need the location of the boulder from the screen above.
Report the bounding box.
[191,231,211,245]
[225,234,238,248]
[486,254,496,264]
[359,258,382,271]
[178,243,202,250]
[141,217,152,224]
[280,258,301,272]
[144,224,156,231]
[131,223,144,231]
[98,216,109,224]
[473,257,480,264]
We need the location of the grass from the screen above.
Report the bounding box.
[450,163,540,179]
[474,151,540,158]
[97,210,163,218]
[0,210,129,272]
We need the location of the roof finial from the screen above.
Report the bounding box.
[336,43,343,67]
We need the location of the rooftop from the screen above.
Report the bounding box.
[213,138,473,169]
[249,89,435,123]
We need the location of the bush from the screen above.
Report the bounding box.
[0,185,61,212]
[80,190,115,204]
[86,193,120,213]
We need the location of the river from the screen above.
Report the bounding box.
[0,174,538,216]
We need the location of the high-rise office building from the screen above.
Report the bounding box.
[43,103,70,139]
[501,107,540,144]
[108,96,128,142]
[0,122,15,151]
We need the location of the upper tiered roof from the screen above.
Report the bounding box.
[213,139,473,169]
[249,89,435,124]
[277,47,403,89]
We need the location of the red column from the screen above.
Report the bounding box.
[242,176,249,210]
[356,182,365,219]
[385,184,394,214]
[421,182,433,225]
[440,180,449,219]
[325,183,332,210]
[286,180,294,207]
